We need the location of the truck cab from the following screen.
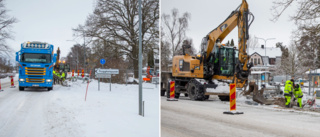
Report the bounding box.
[16,41,57,91]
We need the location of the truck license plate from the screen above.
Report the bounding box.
[32,84,39,87]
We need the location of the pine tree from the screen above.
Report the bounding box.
[231,39,235,46]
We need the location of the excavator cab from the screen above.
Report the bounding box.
[212,46,236,76]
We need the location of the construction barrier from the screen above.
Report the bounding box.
[10,76,15,88]
[0,79,3,91]
[223,83,243,115]
[72,70,74,77]
[167,81,178,101]
[81,69,84,78]
[77,70,80,76]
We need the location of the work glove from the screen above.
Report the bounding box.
[293,98,296,101]
[289,92,293,95]
[298,95,303,98]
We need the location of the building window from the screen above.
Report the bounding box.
[269,58,275,65]
[251,58,253,63]
[254,58,257,65]
[258,58,260,64]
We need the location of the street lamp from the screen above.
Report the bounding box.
[255,37,275,86]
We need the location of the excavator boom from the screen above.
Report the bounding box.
[167,0,275,105]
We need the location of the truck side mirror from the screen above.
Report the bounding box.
[53,54,57,63]
[16,52,19,62]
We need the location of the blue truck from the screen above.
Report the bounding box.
[16,41,57,91]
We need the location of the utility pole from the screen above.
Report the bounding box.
[256,37,275,86]
[138,0,143,116]
[83,31,86,74]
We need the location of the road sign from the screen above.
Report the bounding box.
[95,73,111,78]
[100,59,106,65]
[95,68,119,75]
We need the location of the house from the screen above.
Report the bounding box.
[248,46,282,83]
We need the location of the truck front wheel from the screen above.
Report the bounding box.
[19,87,24,91]
[48,87,53,91]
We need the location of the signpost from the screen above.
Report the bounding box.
[98,59,106,91]
[95,68,119,91]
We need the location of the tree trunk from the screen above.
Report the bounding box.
[132,44,139,78]
[133,58,139,78]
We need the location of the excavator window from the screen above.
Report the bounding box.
[179,59,190,71]
[219,48,235,76]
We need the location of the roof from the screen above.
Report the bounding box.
[248,47,282,58]
[251,71,271,74]
[305,69,320,74]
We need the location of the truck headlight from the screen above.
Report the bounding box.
[19,78,25,81]
[46,79,52,82]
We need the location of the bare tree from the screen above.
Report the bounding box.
[0,0,17,57]
[160,27,171,71]
[271,0,320,25]
[247,35,259,48]
[73,0,159,78]
[162,8,190,57]
[275,42,289,75]
[295,25,320,70]
[271,0,320,74]
[175,38,197,56]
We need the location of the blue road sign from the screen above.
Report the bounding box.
[100,59,106,65]
[261,75,265,81]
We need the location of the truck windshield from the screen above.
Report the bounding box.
[22,53,51,63]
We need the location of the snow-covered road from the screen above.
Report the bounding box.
[161,95,320,137]
[0,79,159,137]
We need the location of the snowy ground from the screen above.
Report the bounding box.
[161,95,320,137]
[0,78,159,137]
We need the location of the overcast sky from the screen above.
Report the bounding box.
[6,0,94,58]
[161,0,298,53]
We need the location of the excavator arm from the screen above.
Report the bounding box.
[201,0,253,86]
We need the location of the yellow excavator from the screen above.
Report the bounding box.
[166,0,273,104]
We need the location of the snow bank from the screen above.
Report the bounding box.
[0,78,159,137]
[56,80,159,137]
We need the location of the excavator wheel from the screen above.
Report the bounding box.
[166,82,170,98]
[218,95,230,101]
[187,79,205,101]
[184,93,189,97]
[175,92,180,99]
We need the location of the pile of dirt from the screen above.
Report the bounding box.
[273,97,286,107]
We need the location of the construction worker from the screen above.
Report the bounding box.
[56,70,61,84]
[293,84,303,108]
[53,69,56,84]
[284,79,294,108]
[60,71,66,81]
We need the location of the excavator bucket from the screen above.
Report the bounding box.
[243,82,275,105]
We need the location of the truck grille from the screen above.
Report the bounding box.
[25,67,46,75]
[26,78,45,83]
